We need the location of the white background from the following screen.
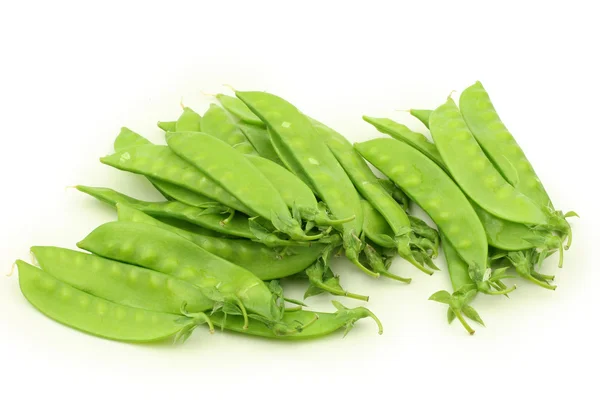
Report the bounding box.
[1,1,597,399]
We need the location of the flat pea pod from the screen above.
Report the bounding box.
[362,116,447,171]
[76,185,314,248]
[16,261,209,343]
[31,246,213,314]
[175,107,202,132]
[116,203,330,280]
[201,104,257,155]
[246,155,349,227]
[235,91,372,277]
[212,301,383,339]
[166,131,316,241]
[113,128,215,207]
[311,117,437,275]
[364,122,535,252]
[355,138,488,282]
[77,221,282,322]
[100,144,253,215]
[458,82,574,245]
[236,122,283,165]
[409,109,432,129]
[430,98,548,226]
[217,94,266,127]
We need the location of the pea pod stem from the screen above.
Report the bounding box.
[451,308,475,335]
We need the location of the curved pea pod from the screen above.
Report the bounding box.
[237,123,283,165]
[355,138,489,283]
[77,221,283,323]
[430,98,548,226]
[459,81,574,245]
[113,128,214,207]
[362,116,447,171]
[201,104,258,155]
[361,199,438,276]
[212,300,383,339]
[246,155,352,227]
[166,131,318,242]
[100,144,253,215]
[116,203,329,281]
[175,107,202,132]
[76,185,329,248]
[235,90,373,277]
[15,261,210,343]
[365,121,561,264]
[311,117,438,275]
[31,246,214,314]
[217,94,266,127]
[409,109,432,129]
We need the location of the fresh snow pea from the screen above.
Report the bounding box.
[429,98,548,226]
[15,261,211,343]
[76,185,319,248]
[409,109,432,129]
[100,144,253,215]
[212,301,383,340]
[77,221,283,324]
[237,122,283,165]
[175,107,202,132]
[311,116,438,275]
[217,94,266,127]
[113,128,215,207]
[31,246,214,314]
[235,90,373,277]
[116,204,330,280]
[166,131,320,241]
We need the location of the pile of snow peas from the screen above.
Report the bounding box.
[11,81,575,343]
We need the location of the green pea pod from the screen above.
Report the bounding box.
[355,138,489,283]
[430,98,548,226]
[31,246,214,314]
[76,185,322,248]
[459,81,573,246]
[201,104,258,155]
[378,178,410,211]
[362,116,446,171]
[100,144,253,215]
[113,128,215,207]
[157,120,177,132]
[310,116,438,275]
[175,107,202,132]
[16,261,211,343]
[166,131,318,242]
[116,203,329,280]
[235,90,372,278]
[77,221,283,323]
[246,155,352,227]
[212,301,383,339]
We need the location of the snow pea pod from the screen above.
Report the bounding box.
[430,98,548,226]
[76,185,316,248]
[31,246,214,314]
[235,90,372,277]
[310,117,438,275]
[217,94,266,127]
[236,122,282,164]
[116,204,329,280]
[166,131,318,241]
[362,116,446,171]
[113,128,214,207]
[355,138,490,284]
[100,144,253,215]
[212,301,383,339]
[409,109,432,129]
[15,261,210,343]
[77,221,283,323]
